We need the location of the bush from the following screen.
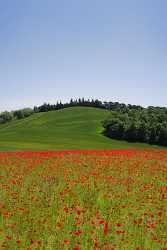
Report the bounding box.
[0,111,13,124]
[14,108,34,119]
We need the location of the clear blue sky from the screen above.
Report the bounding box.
[0,0,167,111]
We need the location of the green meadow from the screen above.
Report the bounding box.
[0,107,164,151]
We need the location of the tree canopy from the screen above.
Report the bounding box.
[103,107,167,146]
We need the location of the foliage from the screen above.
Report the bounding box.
[0,108,34,123]
[33,98,145,113]
[0,98,143,124]
[13,108,34,119]
[103,107,167,146]
[34,98,105,112]
[0,111,13,124]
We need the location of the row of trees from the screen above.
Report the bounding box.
[33,98,145,113]
[2,98,127,124]
[103,107,167,146]
[1,98,167,147]
[33,98,105,112]
[0,108,34,124]
[0,98,106,123]
[0,98,146,124]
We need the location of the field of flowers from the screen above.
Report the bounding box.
[0,149,167,250]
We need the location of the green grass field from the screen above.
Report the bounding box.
[0,107,165,151]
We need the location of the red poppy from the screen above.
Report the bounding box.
[63,238,70,244]
[63,206,69,213]
[104,222,108,236]
[94,240,98,250]
[6,235,12,240]
[73,230,82,236]
[116,230,125,235]
[73,246,80,250]
[37,240,42,246]
[99,220,105,224]
[30,239,34,244]
[74,217,80,221]
[16,239,21,244]
[133,219,137,225]
[116,223,123,227]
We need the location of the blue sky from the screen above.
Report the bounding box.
[0,0,167,111]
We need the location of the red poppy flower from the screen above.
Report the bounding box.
[116,230,125,235]
[30,239,34,244]
[37,240,42,246]
[116,223,123,227]
[73,246,80,250]
[6,235,12,240]
[104,222,108,236]
[99,220,105,224]
[16,239,21,244]
[73,230,82,236]
[63,238,70,244]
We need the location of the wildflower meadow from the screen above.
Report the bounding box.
[0,149,166,250]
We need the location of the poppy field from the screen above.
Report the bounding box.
[0,149,167,250]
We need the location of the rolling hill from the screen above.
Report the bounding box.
[0,107,164,151]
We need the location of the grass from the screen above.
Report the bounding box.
[0,107,165,151]
[0,150,166,249]
[0,107,166,249]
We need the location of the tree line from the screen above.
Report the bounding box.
[33,98,105,112]
[103,106,167,146]
[0,98,106,123]
[0,98,167,147]
[0,108,34,124]
[33,98,145,113]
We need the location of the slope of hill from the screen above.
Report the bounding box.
[0,107,163,151]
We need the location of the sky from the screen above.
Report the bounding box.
[0,0,167,111]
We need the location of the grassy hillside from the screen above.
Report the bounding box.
[0,107,164,151]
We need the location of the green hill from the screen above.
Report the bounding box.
[0,107,163,151]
